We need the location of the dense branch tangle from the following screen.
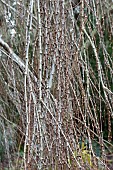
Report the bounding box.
[0,0,113,169]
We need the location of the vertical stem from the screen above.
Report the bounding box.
[37,0,43,169]
[24,0,34,169]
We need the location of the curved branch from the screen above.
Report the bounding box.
[0,36,38,83]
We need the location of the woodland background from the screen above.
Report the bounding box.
[0,0,113,169]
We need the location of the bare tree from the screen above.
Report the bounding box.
[0,0,113,169]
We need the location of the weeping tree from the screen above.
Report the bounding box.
[0,0,113,169]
